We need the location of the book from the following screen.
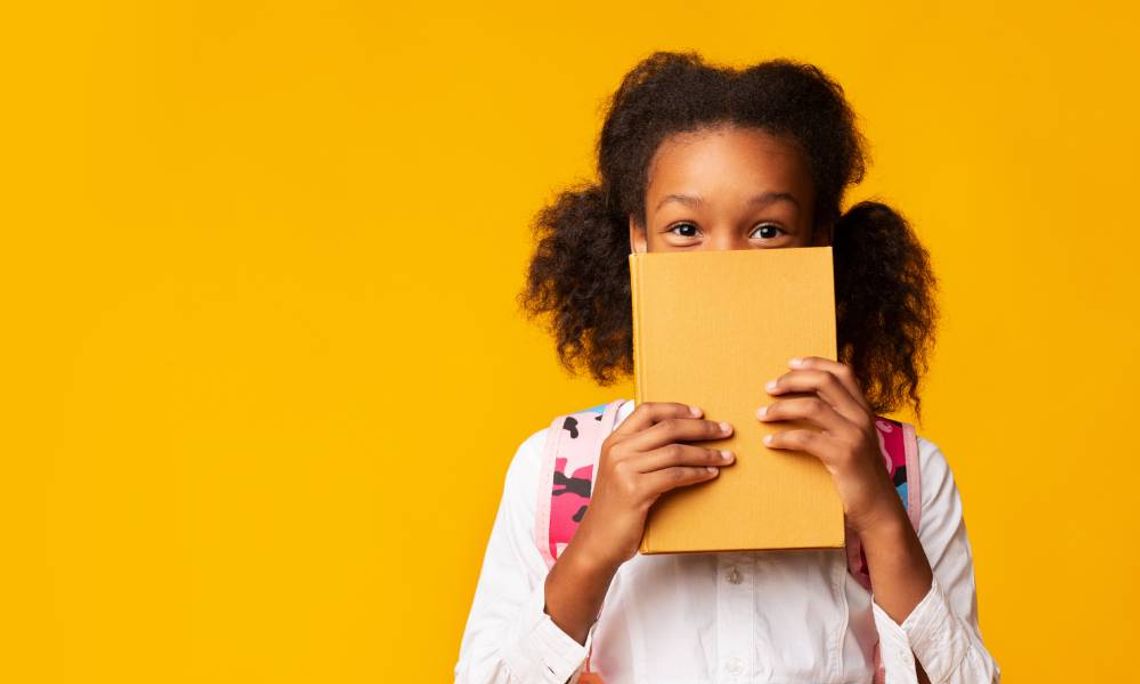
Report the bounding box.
[629,246,843,553]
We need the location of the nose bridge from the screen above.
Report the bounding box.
[706,220,749,251]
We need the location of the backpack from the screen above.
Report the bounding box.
[533,398,923,684]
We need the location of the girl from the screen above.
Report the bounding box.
[454,51,1000,684]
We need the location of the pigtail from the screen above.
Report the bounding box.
[518,182,633,385]
[833,200,938,417]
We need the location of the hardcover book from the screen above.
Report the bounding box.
[629,247,844,553]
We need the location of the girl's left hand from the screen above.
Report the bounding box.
[755,355,903,535]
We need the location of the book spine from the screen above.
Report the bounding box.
[629,253,651,554]
[629,253,644,406]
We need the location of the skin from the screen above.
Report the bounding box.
[543,124,934,682]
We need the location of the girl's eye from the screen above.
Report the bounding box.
[751,223,785,240]
[667,222,699,238]
[667,222,785,240]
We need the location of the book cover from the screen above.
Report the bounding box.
[629,247,844,553]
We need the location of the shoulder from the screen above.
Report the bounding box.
[501,424,551,517]
[509,424,551,477]
[912,432,969,544]
[914,434,948,484]
[913,433,962,508]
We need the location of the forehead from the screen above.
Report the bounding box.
[645,125,812,202]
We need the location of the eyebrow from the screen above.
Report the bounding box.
[655,191,800,212]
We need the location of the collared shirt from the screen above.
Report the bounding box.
[455,400,1001,683]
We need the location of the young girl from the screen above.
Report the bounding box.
[454,51,1000,684]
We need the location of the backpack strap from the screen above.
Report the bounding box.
[852,418,924,684]
[534,398,629,683]
[534,398,630,570]
[844,416,923,591]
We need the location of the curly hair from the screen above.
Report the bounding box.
[518,50,938,417]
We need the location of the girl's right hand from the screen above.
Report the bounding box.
[570,401,735,570]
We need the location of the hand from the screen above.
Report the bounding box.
[755,356,904,534]
[544,402,736,645]
[570,401,736,570]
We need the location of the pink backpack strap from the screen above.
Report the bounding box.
[533,398,629,682]
[534,398,630,570]
[844,416,923,592]
[876,416,922,531]
[845,417,922,684]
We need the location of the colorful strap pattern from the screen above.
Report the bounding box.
[534,399,627,570]
[844,417,923,593]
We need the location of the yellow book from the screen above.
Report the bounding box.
[629,247,843,553]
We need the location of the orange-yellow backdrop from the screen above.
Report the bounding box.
[3,1,1137,682]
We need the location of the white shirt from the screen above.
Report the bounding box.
[455,400,1001,683]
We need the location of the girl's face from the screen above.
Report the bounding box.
[629,125,828,253]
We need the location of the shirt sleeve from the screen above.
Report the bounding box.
[454,426,599,684]
[870,437,1003,684]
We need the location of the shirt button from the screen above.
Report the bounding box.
[725,656,744,675]
[726,566,742,584]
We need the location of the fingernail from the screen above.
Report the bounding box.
[719,421,732,434]
[720,449,734,462]
[765,379,779,392]
[789,357,805,368]
[755,405,767,418]
[763,433,774,445]
[706,466,719,474]
[689,405,702,417]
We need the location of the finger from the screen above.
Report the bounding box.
[633,442,734,473]
[623,416,733,453]
[762,428,835,460]
[755,396,850,434]
[612,401,703,439]
[642,464,722,496]
[765,369,868,425]
[788,356,871,411]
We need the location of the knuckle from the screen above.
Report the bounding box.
[808,398,826,416]
[616,475,640,500]
[611,459,632,478]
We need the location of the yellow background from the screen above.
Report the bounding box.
[3,1,1136,681]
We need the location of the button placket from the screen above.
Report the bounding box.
[716,552,755,682]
